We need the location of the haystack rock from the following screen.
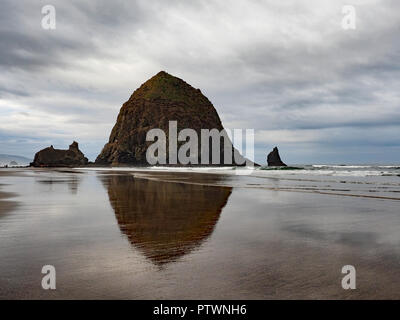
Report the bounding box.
[96,71,245,166]
[267,147,287,167]
[30,141,88,167]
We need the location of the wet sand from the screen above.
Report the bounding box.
[0,193,18,217]
[0,170,18,216]
[0,168,400,299]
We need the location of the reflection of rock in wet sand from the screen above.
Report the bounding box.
[35,170,83,195]
[36,177,80,194]
[102,174,232,265]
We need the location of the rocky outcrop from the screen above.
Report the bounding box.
[30,141,88,167]
[96,71,245,166]
[267,147,287,167]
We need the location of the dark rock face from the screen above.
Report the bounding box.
[30,141,88,167]
[96,71,241,166]
[267,147,287,166]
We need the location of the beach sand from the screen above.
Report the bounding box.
[0,170,19,216]
[0,168,400,299]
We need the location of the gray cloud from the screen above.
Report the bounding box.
[0,0,399,164]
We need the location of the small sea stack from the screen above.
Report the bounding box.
[267,147,287,167]
[30,141,88,167]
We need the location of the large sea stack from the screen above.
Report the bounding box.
[267,147,287,167]
[31,141,88,167]
[96,71,244,166]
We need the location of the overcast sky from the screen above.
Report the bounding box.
[1,0,399,164]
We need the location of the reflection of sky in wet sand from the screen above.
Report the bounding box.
[0,168,400,299]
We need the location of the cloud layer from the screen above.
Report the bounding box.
[1,0,399,164]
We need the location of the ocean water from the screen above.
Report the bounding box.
[80,164,400,200]
[0,166,399,299]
